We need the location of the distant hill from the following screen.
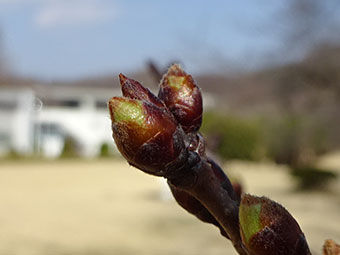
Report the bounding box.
[194,44,340,116]
[2,44,340,117]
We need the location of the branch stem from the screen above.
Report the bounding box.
[168,154,248,255]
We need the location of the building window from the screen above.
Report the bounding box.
[0,101,17,110]
[95,101,107,109]
[44,99,80,108]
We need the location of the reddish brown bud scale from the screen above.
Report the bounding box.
[239,194,311,255]
[119,73,165,108]
[158,64,203,133]
[108,97,184,176]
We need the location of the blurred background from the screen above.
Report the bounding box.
[0,0,340,254]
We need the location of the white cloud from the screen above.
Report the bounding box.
[35,0,116,28]
[0,0,54,4]
[0,0,117,28]
[0,0,24,3]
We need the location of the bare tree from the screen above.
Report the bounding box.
[0,26,11,79]
[277,0,340,59]
[0,27,5,76]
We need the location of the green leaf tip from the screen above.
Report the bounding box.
[239,195,262,243]
[109,98,145,127]
[168,75,185,90]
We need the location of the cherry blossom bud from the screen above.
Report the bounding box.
[239,194,311,255]
[158,64,203,133]
[108,97,185,176]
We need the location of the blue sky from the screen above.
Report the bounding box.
[0,0,284,80]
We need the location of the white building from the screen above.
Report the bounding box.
[0,88,35,155]
[0,84,120,158]
[0,76,216,158]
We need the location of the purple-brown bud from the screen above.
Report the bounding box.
[239,194,311,255]
[119,73,165,108]
[231,181,243,203]
[158,64,203,133]
[208,158,240,202]
[323,239,340,255]
[108,97,185,176]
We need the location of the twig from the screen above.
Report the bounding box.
[108,64,313,255]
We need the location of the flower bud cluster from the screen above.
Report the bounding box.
[109,65,202,175]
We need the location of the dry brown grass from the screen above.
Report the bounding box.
[0,157,339,255]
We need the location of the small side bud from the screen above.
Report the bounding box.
[208,158,239,202]
[108,97,185,176]
[323,240,340,255]
[158,64,203,133]
[231,181,243,203]
[239,194,311,255]
[168,182,229,239]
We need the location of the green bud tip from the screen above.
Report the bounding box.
[239,194,262,244]
[168,75,186,90]
[166,64,186,90]
[108,97,146,127]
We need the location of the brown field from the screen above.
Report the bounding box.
[0,155,339,255]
